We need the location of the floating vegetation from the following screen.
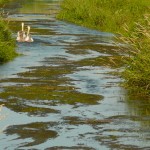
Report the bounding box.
[4,122,58,147]
[63,116,112,125]
[0,61,103,115]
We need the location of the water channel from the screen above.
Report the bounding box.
[0,0,150,149]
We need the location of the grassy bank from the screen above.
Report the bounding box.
[0,1,17,63]
[121,15,150,95]
[57,0,150,34]
[57,0,150,95]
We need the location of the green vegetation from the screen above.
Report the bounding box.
[121,15,150,95]
[0,0,18,63]
[57,0,150,96]
[0,104,4,121]
[0,0,7,4]
[0,0,10,6]
[57,0,150,34]
[0,20,17,63]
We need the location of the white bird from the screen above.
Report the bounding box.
[16,22,26,42]
[25,26,34,42]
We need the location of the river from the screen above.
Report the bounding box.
[0,0,150,149]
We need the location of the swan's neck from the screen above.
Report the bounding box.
[22,23,24,32]
[27,26,30,36]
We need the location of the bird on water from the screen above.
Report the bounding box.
[25,26,34,42]
[16,23,34,42]
[16,22,26,42]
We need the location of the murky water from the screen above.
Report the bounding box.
[0,0,150,150]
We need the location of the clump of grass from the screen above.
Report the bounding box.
[0,20,18,63]
[120,14,150,95]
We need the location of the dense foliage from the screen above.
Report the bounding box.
[0,20,17,63]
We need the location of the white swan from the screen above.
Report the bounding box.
[25,26,34,42]
[16,22,26,42]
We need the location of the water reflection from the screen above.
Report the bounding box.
[19,0,60,15]
[126,94,150,128]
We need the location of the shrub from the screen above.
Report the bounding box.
[0,20,17,63]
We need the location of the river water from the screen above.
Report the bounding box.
[0,0,150,150]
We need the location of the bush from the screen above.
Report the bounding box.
[0,20,17,63]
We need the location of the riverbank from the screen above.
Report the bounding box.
[0,1,17,63]
[57,0,150,96]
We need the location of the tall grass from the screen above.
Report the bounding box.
[58,0,150,95]
[121,15,150,95]
[0,0,18,63]
[57,0,150,34]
